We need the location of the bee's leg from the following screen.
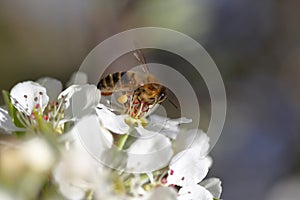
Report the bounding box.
[126,94,134,115]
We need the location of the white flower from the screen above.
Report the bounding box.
[165,130,222,200]
[5,78,74,133]
[10,81,49,115]
[94,104,193,174]
[167,131,211,187]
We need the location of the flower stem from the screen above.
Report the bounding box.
[117,133,129,150]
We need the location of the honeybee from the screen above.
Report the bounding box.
[97,50,167,118]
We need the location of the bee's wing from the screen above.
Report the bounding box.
[112,70,148,93]
[133,49,150,74]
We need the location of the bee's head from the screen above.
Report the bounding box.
[135,84,167,105]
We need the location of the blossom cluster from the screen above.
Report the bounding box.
[0,73,222,200]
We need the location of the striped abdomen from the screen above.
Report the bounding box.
[97,71,138,96]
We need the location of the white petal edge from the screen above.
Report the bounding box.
[147,187,177,200]
[200,178,222,199]
[66,71,88,87]
[174,129,210,156]
[59,85,101,120]
[36,77,62,102]
[178,185,213,200]
[147,115,192,139]
[96,104,129,134]
[0,108,23,134]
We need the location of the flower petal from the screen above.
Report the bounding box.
[59,85,101,120]
[126,133,173,173]
[54,118,112,200]
[0,108,23,134]
[200,178,222,199]
[66,71,88,87]
[73,115,113,153]
[54,146,96,200]
[10,81,49,115]
[20,137,55,173]
[178,185,213,200]
[147,115,192,139]
[147,187,177,200]
[167,148,212,187]
[58,85,81,109]
[96,104,129,134]
[0,190,14,200]
[36,77,62,102]
[173,129,210,156]
[135,125,158,137]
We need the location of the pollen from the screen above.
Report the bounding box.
[117,95,128,104]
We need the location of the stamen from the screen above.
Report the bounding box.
[136,102,144,118]
[30,113,35,119]
[54,98,64,119]
[16,112,29,127]
[39,92,43,113]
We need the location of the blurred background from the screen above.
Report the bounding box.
[0,0,299,199]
